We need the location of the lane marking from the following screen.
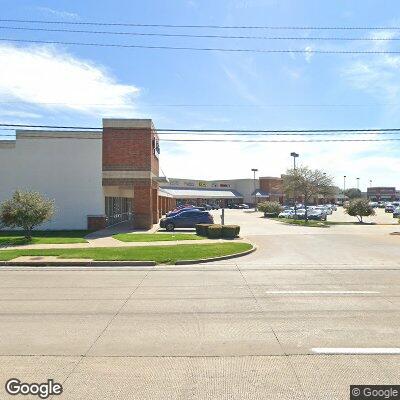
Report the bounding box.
[262,291,380,294]
[312,348,400,354]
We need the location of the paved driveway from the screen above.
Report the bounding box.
[1,211,400,399]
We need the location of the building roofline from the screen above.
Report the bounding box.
[102,118,154,129]
[0,140,16,148]
[15,130,102,139]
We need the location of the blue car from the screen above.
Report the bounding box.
[166,206,204,217]
[160,210,214,231]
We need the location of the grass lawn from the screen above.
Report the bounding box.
[0,243,253,264]
[271,218,330,228]
[0,230,91,246]
[271,218,394,227]
[113,233,205,242]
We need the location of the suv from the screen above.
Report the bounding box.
[160,210,214,231]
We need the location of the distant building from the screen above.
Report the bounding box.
[160,177,283,207]
[367,187,398,202]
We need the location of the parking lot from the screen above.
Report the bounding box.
[1,209,400,399]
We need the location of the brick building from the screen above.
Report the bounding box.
[0,119,176,231]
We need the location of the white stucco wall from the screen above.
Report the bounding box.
[0,131,104,230]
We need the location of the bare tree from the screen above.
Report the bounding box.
[282,166,335,221]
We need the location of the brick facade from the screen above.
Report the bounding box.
[102,119,160,230]
[87,215,107,231]
[259,177,285,203]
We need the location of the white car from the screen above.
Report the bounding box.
[316,205,332,215]
[278,210,294,218]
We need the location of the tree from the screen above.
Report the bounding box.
[345,188,362,200]
[282,166,335,221]
[0,190,54,239]
[258,201,282,217]
[345,198,375,223]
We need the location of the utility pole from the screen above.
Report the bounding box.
[251,168,258,211]
[290,152,299,216]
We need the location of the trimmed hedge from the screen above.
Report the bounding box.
[195,224,212,236]
[264,212,279,218]
[221,225,240,239]
[207,224,223,239]
[195,224,240,239]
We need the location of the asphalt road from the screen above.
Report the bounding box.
[1,210,400,399]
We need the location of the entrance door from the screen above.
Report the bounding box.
[105,197,133,226]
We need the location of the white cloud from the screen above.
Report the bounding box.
[304,46,314,63]
[36,7,78,19]
[0,44,141,117]
[342,29,400,102]
[160,133,400,190]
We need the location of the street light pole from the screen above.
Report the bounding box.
[356,177,360,190]
[343,175,346,205]
[251,168,258,211]
[290,152,299,216]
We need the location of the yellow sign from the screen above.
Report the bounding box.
[198,181,207,187]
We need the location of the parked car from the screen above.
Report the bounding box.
[209,203,220,210]
[167,206,204,217]
[200,204,213,210]
[393,207,400,218]
[316,205,332,215]
[385,203,395,213]
[293,209,307,220]
[369,201,379,208]
[160,210,214,231]
[278,210,294,218]
[308,209,327,221]
[238,204,250,209]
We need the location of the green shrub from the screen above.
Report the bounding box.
[257,201,282,215]
[195,224,212,236]
[207,224,223,239]
[221,225,240,239]
[264,212,279,218]
[345,198,375,223]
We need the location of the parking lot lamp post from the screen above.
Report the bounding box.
[251,168,258,210]
[343,175,347,203]
[369,179,372,188]
[357,177,360,190]
[290,152,299,216]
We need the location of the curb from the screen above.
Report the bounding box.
[0,244,256,267]
[0,261,156,267]
[174,244,257,265]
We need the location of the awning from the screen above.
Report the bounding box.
[251,189,271,197]
[158,187,174,198]
[161,187,243,199]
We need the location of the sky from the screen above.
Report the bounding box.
[0,0,400,190]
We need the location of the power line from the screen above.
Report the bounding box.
[3,122,400,133]
[0,100,396,108]
[2,37,400,54]
[1,133,400,142]
[0,25,399,41]
[0,19,399,30]
[2,123,400,136]
[5,122,400,133]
